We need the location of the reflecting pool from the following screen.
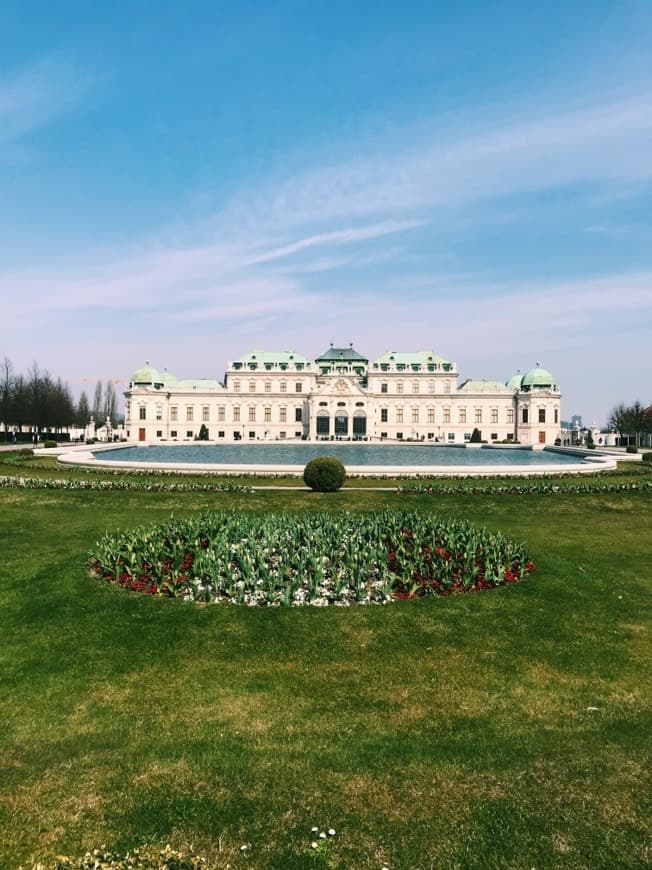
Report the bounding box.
[93,443,584,468]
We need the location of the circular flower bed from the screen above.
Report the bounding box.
[89,510,534,605]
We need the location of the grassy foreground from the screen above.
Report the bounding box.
[0,460,650,868]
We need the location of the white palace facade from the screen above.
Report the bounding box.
[123,346,562,446]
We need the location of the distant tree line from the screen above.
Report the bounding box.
[0,357,120,442]
[608,400,652,447]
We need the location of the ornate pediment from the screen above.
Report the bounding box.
[313,376,367,398]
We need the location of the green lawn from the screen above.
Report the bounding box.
[0,457,650,869]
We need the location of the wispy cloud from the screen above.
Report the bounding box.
[214,91,652,236]
[0,55,90,149]
[246,219,427,264]
[1,81,651,424]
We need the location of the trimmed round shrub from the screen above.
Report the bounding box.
[626,445,638,453]
[43,439,57,448]
[303,455,346,492]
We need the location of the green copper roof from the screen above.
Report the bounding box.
[458,379,511,393]
[233,350,310,366]
[130,364,165,385]
[521,366,555,388]
[176,378,223,390]
[374,351,451,366]
[316,345,368,362]
[505,372,522,390]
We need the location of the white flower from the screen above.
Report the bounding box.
[311,826,319,833]
[311,841,318,849]
[328,828,336,836]
[319,831,327,839]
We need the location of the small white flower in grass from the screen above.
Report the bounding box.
[328,828,336,836]
[311,826,319,833]
[311,841,318,849]
[240,844,248,851]
[319,831,327,839]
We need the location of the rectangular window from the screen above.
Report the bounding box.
[491,433,498,441]
[156,407,162,421]
[522,408,529,424]
[427,408,435,424]
[156,430,162,438]
[538,408,546,423]
[397,382,404,394]
[280,381,287,393]
[412,408,419,423]
[279,407,287,423]
[186,430,193,438]
[491,408,498,424]
[170,406,178,422]
[554,408,559,423]
[249,381,256,393]
[186,406,194,422]
[381,408,388,422]
[202,406,209,422]
[264,406,271,423]
[233,380,240,392]
[381,382,388,393]
[295,382,302,393]
[396,408,404,423]
[218,431,225,438]
[218,406,225,422]
[412,382,419,394]
[139,406,146,420]
[443,408,451,423]
[170,430,177,438]
[475,409,482,423]
[507,408,514,424]
[295,407,302,422]
[444,382,451,393]
[249,406,256,422]
[233,406,240,422]
[459,408,467,423]
[428,381,435,394]
[265,381,271,393]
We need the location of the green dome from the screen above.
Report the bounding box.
[521,366,555,390]
[505,371,522,390]
[130,364,164,386]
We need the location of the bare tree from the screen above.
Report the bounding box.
[76,390,90,427]
[103,379,118,426]
[92,380,103,421]
[0,356,14,441]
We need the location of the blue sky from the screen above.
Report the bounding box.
[1,1,651,425]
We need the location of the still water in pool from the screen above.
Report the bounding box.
[94,443,581,468]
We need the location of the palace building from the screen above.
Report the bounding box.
[123,345,561,446]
